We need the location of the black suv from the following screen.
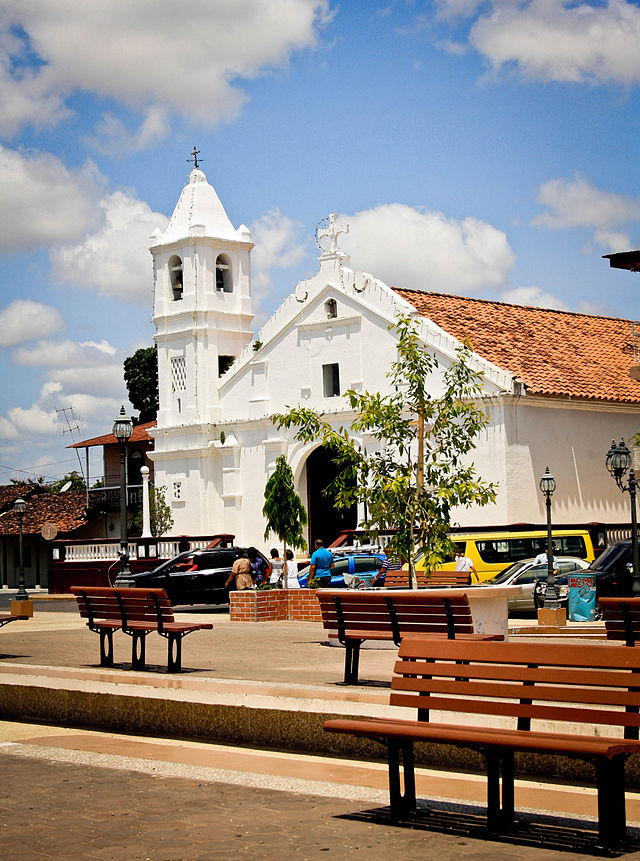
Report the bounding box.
[587,541,635,599]
[534,541,635,610]
[130,547,269,606]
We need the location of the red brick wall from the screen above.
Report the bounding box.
[229,589,321,622]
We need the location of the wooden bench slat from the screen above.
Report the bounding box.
[395,658,640,688]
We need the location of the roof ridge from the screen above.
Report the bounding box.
[391,287,638,325]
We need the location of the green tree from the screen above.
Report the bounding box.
[51,471,86,492]
[123,346,159,423]
[274,313,497,588]
[262,456,308,569]
[132,484,174,537]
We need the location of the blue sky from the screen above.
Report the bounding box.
[1,0,640,484]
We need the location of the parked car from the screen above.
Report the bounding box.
[536,541,637,612]
[485,556,590,613]
[297,553,384,588]
[130,546,270,606]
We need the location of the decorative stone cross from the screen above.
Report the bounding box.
[317,213,349,255]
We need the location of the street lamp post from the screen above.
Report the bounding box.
[113,406,133,586]
[539,467,558,608]
[606,438,640,596]
[13,497,28,601]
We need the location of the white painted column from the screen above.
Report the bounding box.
[140,465,152,538]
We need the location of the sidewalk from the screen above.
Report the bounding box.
[1,603,636,858]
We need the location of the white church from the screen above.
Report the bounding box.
[147,165,640,546]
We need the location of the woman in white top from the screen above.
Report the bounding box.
[284,548,300,589]
[269,548,284,587]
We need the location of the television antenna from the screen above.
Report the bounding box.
[56,405,85,480]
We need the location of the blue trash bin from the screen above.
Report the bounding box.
[568,572,596,621]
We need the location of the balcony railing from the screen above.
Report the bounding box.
[51,535,220,563]
[87,484,143,508]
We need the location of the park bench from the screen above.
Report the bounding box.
[599,596,640,645]
[317,589,501,684]
[324,637,640,848]
[382,569,471,588]
[0,613,30,629]
[70,586,213,672]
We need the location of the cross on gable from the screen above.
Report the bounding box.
[317,213,349,255]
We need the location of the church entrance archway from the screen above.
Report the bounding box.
[305,446,357,546]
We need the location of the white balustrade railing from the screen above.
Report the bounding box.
[53,536,221,563]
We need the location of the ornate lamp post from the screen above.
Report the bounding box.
[13,497,28,601]
[539,467,558,608]
[113,406,133,586]
[606,438,640,595]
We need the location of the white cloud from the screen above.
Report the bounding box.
[435,0,483,22]
[50,191,169,305]
[339,203,515,294]
[469,0,640,85]
[533,176,640,230]
[0,1,330,140]
[7,404,60,436]
[250,208,308,300]
[0,145,104,251]
[593,229,633,252]
[500,285,569,310]
[14,338,119,368]
[49,366,124,400]
[88,107,169,156]
[0,299,64,347]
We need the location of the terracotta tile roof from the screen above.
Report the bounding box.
[393,289,640,404]
[0,489,88,537]
[70,420,156,449]
[0,484,40,512]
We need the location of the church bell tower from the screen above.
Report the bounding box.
[149,156,254,428]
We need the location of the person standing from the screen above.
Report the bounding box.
[284,549,299,589]
[309,539,334,587]
[269,548,284,587]
[373,545,403,586]
[225,551,253,591]
[455,547,478,583]
[248,546,268,585]
[534,544,558,573]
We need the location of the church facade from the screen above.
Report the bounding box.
[148,167,640,545]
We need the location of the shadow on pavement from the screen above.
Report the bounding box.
[339,804,640,857]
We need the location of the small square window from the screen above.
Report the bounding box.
[323,363,340,397]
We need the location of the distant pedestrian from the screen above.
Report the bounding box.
[309,539,334,587]
[225,551,253,591]
[534,545,558,574]
[248,547,268,585]
[269,548,284,587]
[455,547,478,582]
[284,549,299,589]
[373,546,403,586]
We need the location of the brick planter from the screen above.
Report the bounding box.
[229,589,321,622]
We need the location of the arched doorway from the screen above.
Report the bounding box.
[305,446,357,546]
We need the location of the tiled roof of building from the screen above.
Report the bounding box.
[0,489,88,536]
[393,289,640,404]
[70,420,156,449]
[0,483,41,512]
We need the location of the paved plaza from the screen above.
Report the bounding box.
[1,597,639,859]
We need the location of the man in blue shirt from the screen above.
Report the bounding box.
[309,539,334,587]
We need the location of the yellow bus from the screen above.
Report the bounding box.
[429,529,595,582]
